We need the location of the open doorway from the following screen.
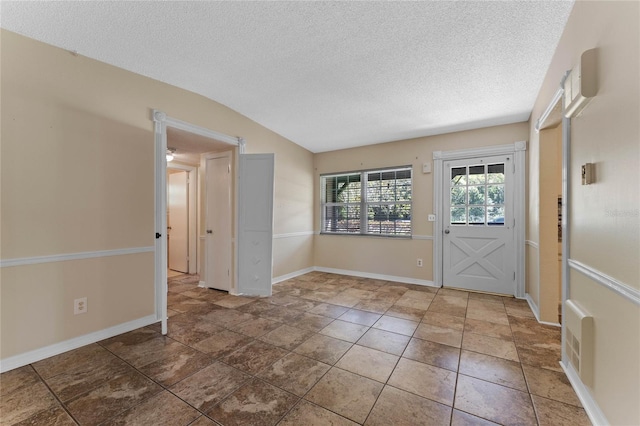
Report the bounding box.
[535,88,565,325]
[167,164,197,277]
[153,110,276,334]
[153,111,240,334]
[166,127,236,286]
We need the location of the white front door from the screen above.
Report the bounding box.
[205,154,232,291]
[443,155,515,295]
[237,153,274,297]
[168,171,189,273]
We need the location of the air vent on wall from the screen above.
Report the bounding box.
[564,299,594,386]
[563,48,598,118]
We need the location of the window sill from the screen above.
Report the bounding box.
[319,232,412,239]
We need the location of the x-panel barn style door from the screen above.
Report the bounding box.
[442,154,515,295]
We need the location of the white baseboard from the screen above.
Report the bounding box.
[272,267,315,284]
[313,266,438,288]
[524,293,561,327]
[525,293,541,320]
[560,361,609,426]
[0,314,158,373]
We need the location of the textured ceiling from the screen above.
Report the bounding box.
[1,1,574,153]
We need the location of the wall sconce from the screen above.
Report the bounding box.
[166,147,176,162]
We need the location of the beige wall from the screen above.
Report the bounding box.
[313,122,529,282]
[528,1,639,424]
[0,30,314,360]
[538,125,562,322]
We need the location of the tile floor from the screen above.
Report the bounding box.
[0,272,592,425]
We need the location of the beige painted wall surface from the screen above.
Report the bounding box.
[272,236,314,279]
[1,253,154,358]
[538,125,562,323]
[314,122,528,282]
[570,271,640,426]
[1,31,313,360]
[528,1,639,424]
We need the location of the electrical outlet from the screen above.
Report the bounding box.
[74,297,87,315]
[417,258,423,267]
[428,214,436,222]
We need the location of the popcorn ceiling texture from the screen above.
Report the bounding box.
[1,1,574,152]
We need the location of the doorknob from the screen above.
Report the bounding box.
[206,230,213,234]
[444,229,450,234]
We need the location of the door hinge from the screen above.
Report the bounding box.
[513,162,516,173]
[228,164,231,173]
[513,218,516,227]
[228,269,230,276]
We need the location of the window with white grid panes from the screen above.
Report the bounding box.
[321,167,412,236]
[450,163,505,226]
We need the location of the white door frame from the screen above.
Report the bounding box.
[433,141,527,298]
[167,163,198,274]
[153,110,240,334]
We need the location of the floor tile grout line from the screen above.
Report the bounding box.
[22,363,82,425]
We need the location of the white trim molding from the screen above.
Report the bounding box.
[524,294,561,327]
[525,293,541,321]
[433,142,526,161]
[154,110,239,146]
[314,266,438,288]
[0,246,155,268]
[0,315,157,373]
[525,240,539,249]
[568,259,640,306]
[273,231,315,239]
[535,86,564,132]
[561,361,609,426]
[272,267,315,284]
[412,235,434,241]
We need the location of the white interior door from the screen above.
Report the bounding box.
[443,155,515,295]
[168,171,188,273]
[205,154,231,291]
[238,153,274,296]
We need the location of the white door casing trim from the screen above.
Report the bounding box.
[153,109,240,334]
[433,141,526,297]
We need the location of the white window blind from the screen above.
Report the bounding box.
[321,166,412,236]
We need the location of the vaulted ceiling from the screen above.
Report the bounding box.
[1,1,574,153]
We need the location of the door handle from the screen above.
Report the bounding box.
[444,229,450,234]
[206,230,213,234]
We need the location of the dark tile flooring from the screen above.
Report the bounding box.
[0,272,591,425]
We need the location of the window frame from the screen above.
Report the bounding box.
[320,166,413,237]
